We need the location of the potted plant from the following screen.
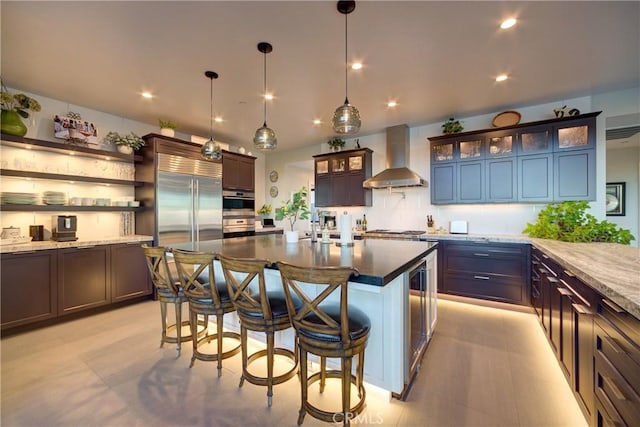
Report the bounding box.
[275,187,311,242]
[104,131,145,154]
[327,137,346,152]
[441,117,463,134]
[158,119,177,137]
[0,82,41,137]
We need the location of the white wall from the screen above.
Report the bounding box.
[265,89,640,237]
[606,147,639,247]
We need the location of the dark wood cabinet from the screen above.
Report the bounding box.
[110,243,151,302]
[222,151,255,191]
[429,112,600,204]
[594,297,640,427]
[313,148,372,207]
[1,250,58,330]
[438,240,530,305]
[58,245,111,314]
[1,241,152,331]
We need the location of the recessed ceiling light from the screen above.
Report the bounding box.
[264,93,274,100]
[500,18,517,29]
[351,62,363,70]
[313,119,321,125]
[141,92,153,99]
[387,101,397,108]
[496,74,508,82]
[214,117,223,123]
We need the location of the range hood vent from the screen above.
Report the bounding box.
[362,124,427,189]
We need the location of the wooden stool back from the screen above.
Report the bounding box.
[219,254,272,319]
[172,250,219,303]
[142,244,178,296]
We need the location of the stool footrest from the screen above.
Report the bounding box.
[303,370,366,424]
[242,347,298,387]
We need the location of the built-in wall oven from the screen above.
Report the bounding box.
[222,190,256,238]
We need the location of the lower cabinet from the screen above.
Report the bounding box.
[59,245,111,314]
[1,241,152,330]
[0,250,58,329]
[110,243,152,302]
[438,240,530,305]
[594,298,640,427]
[531,246,640,426]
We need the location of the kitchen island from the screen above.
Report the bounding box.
[171,234,438,397]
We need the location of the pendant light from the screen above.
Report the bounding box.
[332,0,361,135]
[253,42,277,150]
[201,70,222,160]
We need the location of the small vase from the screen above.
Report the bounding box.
[1,109,28,137]
[117,145,134,154]
[160,128,175,137]
[285,230,299,243]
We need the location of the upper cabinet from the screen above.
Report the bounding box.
[222,151,255,191]
[428,112,600,205]
[313,148,373,207]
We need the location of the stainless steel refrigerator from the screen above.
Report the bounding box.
[156,153,222,245]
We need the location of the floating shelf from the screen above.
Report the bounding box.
[0,169,143,187]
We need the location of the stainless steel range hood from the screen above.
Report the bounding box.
[362,124,427,189]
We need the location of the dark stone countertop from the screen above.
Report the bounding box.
[170,234,438,287]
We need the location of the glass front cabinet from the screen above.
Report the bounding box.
[428,112,599,204]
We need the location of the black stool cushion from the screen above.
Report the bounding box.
[187,280,231,303]
[239,291,302,319]
[298,304,371,343]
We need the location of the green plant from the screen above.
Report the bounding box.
[442,117,463,134]
[257,204,272,216]
[0,82,41,118]
[104,131,145,150]
[523,201,635,245]
[158,119,177,129]
[275,187,311,231]
[327,137,346,150]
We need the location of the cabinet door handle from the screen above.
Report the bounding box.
[77,245,95,249]
[604,336,626,355]
[474,275,490,280]
[602,299,625,314]
[563,269,575,278]
[547,276,559,283]
[572,303,590,315]
[603,375,627,401]
[11,250,36,255]
[473,253,489,257]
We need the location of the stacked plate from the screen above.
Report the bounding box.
[0,192,38,205]
[43,191,67,205]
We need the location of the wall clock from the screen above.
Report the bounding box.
[270,186,279,198]
[269,170,279,183]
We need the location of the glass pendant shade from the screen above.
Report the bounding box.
[201,70,221,160]
[332,99,361,134]
[201,138,220,160]
[254,42,277,150]
[254,123,277,150]
[332,1,361,135]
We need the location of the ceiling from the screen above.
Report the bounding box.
[2,1,639,152]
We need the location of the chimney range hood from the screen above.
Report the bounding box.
[362,124,427,189]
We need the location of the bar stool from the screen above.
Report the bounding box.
[219,254,298,407]
[277,262,370,426]
[142,244,204,356]
[173,249,241,376]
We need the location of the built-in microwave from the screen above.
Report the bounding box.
[222,190,255,216]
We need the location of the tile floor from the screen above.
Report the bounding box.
[1,296,588,426]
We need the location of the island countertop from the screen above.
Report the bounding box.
[170,235,438,287]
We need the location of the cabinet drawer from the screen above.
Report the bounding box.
[595,337,640,426]
[444,273,523,304]
[595,395,627,427]
[447,243,524,257]
[446,254,524,278]
[595,321,640,396]
[599,298,640,346]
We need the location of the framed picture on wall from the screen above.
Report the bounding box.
[606,182,625,216]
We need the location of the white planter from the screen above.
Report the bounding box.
[285,230,299,243]
[117,145,133,154]
[160,128,175,138]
